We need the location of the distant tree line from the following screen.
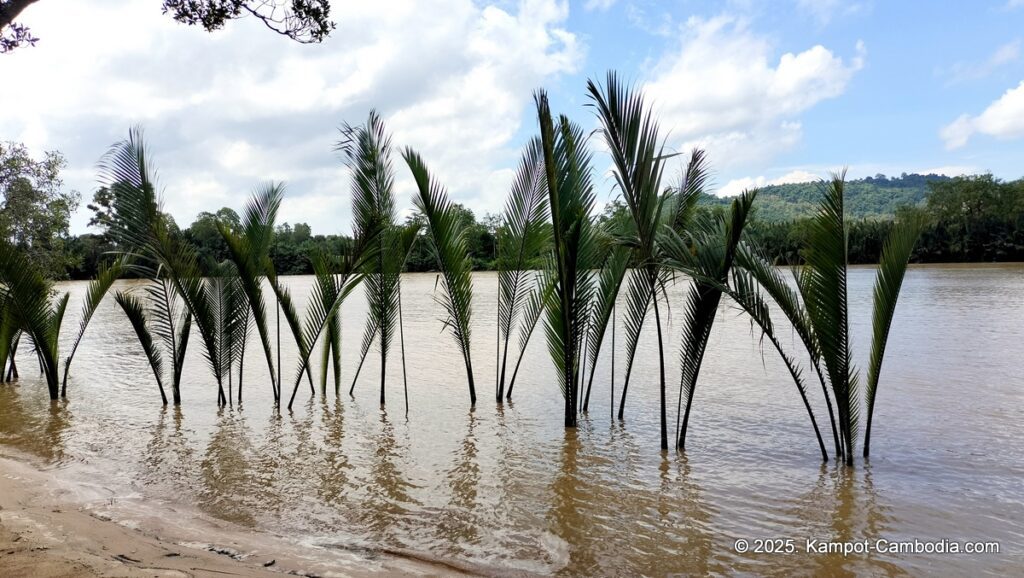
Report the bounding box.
[742,174,1024,264]
[2,144,1021,281]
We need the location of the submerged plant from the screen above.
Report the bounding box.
[403,148,478,405]
[586,72,707,448]
[725,173,922,464]
[664,189,759,451]
[495,137,550,402]
[0,243,120,399]
[101,127,237,406]
[339,112,418,405]
[218,183,286,404]
[535,89,599,428]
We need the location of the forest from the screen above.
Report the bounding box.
[50,171,1024,279]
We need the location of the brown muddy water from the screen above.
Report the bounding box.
[1,264,1022,576]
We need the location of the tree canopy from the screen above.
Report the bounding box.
[0,141,80,277]
[1,0,334,52]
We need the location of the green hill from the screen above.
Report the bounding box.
[701,173,954,221]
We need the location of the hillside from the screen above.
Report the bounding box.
[701,173,954,221]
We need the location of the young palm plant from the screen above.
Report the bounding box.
[535,89,599,428]
[114,274,193,405]
[735,173,921,464]
[338,112,419,406]
[208,260,249,406]
[0,242,64,399]
[495,137,550,402]
[285,245,368,410]
[100,127,230,406]
[664,190,762,451]
[403,148,478,405]
[587,72,707,448]
[218,183,285,404]
[0,243,121,399]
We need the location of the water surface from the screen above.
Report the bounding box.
[1,264,1022,576]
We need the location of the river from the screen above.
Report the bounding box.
[1,264,1022,576]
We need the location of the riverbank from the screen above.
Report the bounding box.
[0,453,289,577]
[0,450,479,577]
[0,450,327,578]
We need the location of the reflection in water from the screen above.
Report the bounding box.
[436,411,480,554]
[1,267,1022,575]
[0,385,72,463]
[357,408,419,543]
[199,409,256,526]
[668,455,715,576]
[549,428,592,575]
[142,406,195,488]
[317,397,350,508]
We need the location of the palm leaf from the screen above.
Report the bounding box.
[0,241,61,397]
[114,291,167,404]
[218,182,284,402]
[403,148,477,404]
[797,172,856,464]
[505,268,554,398]
[496,136,550,400]
[734,242,842,457]
[666,188,757,449]
[536,90,598,426]
[61,257,125,394]
[863,215,923,457]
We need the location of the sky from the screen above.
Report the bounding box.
[2,0,1023,236]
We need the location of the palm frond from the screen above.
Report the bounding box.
[219,182,284,402]
[797,171,855,464]
[665,188,757,449]
[285,247,367,409]
[721,267,829,460]
[505,268,555,398]
[536,89,598,426]
[863,215,923,457]
[733,241,841,457]
[0,241,61,397]
[496,136,550,400]
[61,257,125,394]
[403,147,477,404]
[114,291,167,404]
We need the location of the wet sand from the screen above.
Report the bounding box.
[0,451,480,577]
[0,452,308,577]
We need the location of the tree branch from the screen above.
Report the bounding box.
[0,0,40,29]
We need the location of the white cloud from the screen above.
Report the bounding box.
[942,39,1020,84]
[916,165,978,177]
[797,0,842,25]
[941,81,1024,149]
[796,0,866,25]
[717,169,822,197]
[643,16,864,173]
[584,0,617,11]
[0,0,582,234]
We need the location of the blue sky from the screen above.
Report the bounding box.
[2,0,1023,235]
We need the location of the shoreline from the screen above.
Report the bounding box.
[0,449,481,577]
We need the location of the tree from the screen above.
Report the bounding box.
[0,141,80,278]
[86,186,116,230]
[184,207,240,265]
[1,0,333,53]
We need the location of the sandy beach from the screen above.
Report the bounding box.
[0,451,324,577]
[0,450,481,578]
